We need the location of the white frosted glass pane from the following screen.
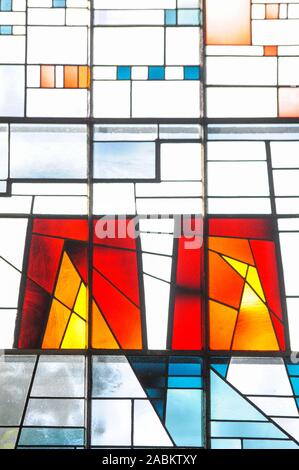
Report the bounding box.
[286,298,299,351]
[208,141,266,161]
[271,142,299,168]
[273,170,299,196]
[24,399,84,427]
[91,400,131,446]
[279,233,299,295]
[161,143,202,181]
[134,400,173,446]
[207,57,277,86]
[208,198,271,214]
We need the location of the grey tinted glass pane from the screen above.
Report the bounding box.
[10,125,87,179]
[93,142,156,179]
[92,356,145,398]
[0,356,36,425]
[31,356,85,398]
[24,399,84,427]
[91,399,131,446]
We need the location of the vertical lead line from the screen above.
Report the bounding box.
[202,0,210,450]
[86,0,94,450]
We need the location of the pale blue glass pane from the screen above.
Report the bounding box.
[211,421,288,439]
[93,142,156,179]
[1,0,12,12]
[287,365,299,376]
[0,356,36,426]
[211,371,266,421]
[0,26,12,35]
[10,125,87,179]
[24,399,85,427]
[18,428,84,446]
[31,356,85,398]
[91,400,131,446]
[244,440,299,449]
[166,389,203,447]
[53,0,66,7]
[211,438,241,449]
[178,9,201,25]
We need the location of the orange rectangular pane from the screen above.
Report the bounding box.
[266,4,279,20]
[264,45,278,56]
[206,0,251,46]
[279,88,299,117]
[64,65,78,88]
[78,65,90,89]
[40,65,55,88]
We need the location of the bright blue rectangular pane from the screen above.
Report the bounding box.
[290,377,299,394]
[93,142,156,179]
[53,0,66,7]
[211,421,288,439]
[148,66,165,80]
[166,389,203,447]
[165,9,177,25]
[168,377,202,388]
[18,428,84,446]
[1,0,12,11]
[178,9,201,25]
[184,66,200,80]
[168,363,202,376]
[287,364,299,376]
[117,66,131,80]
[0,26,12,35]
[243,440,299,449]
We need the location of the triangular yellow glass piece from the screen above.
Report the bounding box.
[54,252,81,309]
[92,301,119,349]
[223,256,248,278]
[74,283,88,320]
[232,284,279,351]
[61,313,87,349]
[246,266,266,302]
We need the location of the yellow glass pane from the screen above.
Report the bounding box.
[42,299,71,349]
[92,301,119,349]
[74,283,88,320]
[223,256,248,278]
[61,313,87,349]
[232,284,279,351]
[55,252,81,309]
[246,266,266,302]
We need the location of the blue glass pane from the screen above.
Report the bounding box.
[178,9,201,25]
[288,364,299,376]
[117,66,131,80]
[148,66,165,80]
[184,66,200,80]
[211,364,228,378]
[244,440,299,449]
[168,376,202,388]
[168,362,201,376]
[211,438,241,449]
[211,421,288,439]
[1,0,12,11]
[165,10,177,25]
[166,389,203,447]
[53,0,66,7]
[290,377,299,395]
[18,428,84,446]
[93,142,156,179]
[211,371,267,421]
[0,26,12,35]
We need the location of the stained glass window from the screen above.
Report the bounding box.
[0,0,298,454]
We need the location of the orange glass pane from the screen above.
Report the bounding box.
[64,65,78,88]
[232,285,279,350]
[54,253,81,309]
[209,237,254,265]
[264,45,278,56]
[209,300,238,350]
[279,88,299,118]
[92,301,119,349]
[206,0,251,45]
[79,66,90,89]
[266,4,279,19]
[42,299,71,349]
[209,250,245,308]
[40,65,55,88]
